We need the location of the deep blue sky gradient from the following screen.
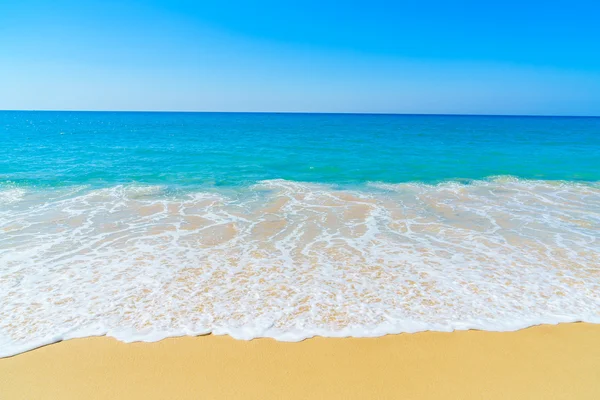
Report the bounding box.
[1,0,599,115]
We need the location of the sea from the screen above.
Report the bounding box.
[1,111,599,357]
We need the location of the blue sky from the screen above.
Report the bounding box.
[1,0,599,115]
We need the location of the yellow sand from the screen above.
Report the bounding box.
[1,323,600,400]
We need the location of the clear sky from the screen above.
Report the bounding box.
[1,0,599,115]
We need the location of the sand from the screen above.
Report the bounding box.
[1,323,599,399]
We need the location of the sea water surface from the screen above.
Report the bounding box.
[1,111,599,357]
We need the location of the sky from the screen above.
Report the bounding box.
[1,0,599,115]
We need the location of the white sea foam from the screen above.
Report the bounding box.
[1,178,599,357]
[0,188,26,205]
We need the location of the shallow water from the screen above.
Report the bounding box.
[1,112,599,357]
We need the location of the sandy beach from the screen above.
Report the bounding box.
[3,0,599,397]
[1,323,599,399]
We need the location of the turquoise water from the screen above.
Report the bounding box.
[2,111,599,188]
[1,112,599,357]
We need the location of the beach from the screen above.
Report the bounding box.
[1,113,599,398]
[2,323,600,399]
[3,0,600,395]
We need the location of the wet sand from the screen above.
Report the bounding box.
[1,323,599,399]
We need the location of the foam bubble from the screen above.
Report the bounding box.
[0,188,26,205]
[1,179,599,357]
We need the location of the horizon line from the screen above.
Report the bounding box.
[1,109,599,118]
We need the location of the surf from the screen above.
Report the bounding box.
[1,178,599,357]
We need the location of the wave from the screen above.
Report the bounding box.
[1,178,599,357]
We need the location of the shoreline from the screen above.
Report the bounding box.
[1,316,597,359]
[2,323,599,399]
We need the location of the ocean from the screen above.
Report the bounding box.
[1,111,599,357]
